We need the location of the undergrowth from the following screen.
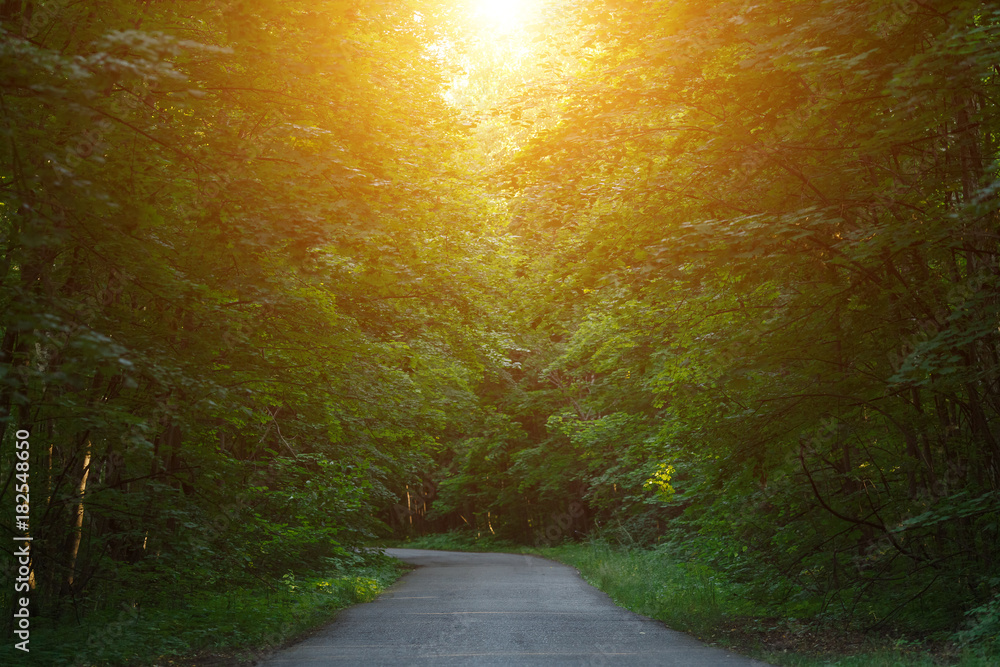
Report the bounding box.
[0,549,402,666]
[381,530,519,553]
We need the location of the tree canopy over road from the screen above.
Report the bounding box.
[2,0,999,660]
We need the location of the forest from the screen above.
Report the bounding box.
[1,0,999,664]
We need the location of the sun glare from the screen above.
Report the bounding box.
[473,0,531,34]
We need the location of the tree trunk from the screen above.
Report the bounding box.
[66,440,92,590]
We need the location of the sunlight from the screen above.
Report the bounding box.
[472,0,532,34]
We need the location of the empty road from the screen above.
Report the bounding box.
[263,548,771,666]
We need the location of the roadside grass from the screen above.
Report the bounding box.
[536,541,744,640]
[759,653,998,667]
[0,552,402,666]
[535,541,997,667]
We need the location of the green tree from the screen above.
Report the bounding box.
[0,0,509,633]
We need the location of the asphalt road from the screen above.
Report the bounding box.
[262,548,772,666]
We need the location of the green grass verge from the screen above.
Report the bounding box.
[535,541,997,667]
[538,541,742,639]
[0,551,403,666]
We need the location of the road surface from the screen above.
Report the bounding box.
[263,548,771,666]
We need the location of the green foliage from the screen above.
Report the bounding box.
[425,0,1000,658]
[386,529,519,554]
[3,0,1000,662]
[954,589,1000,654]
[0,549,401,666]
[0,0,507,649]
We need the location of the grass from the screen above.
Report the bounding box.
[536,542,997,667]
[0,552,403,666]
[538,541,739,638]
